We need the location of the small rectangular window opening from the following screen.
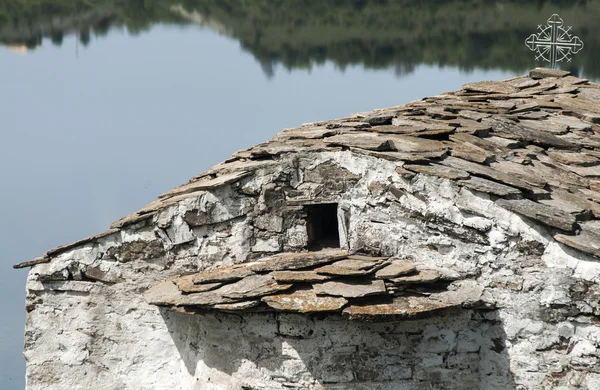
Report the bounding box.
[305,203,340,250]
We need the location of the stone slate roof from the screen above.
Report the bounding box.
[120,67,598,258]
[15,68,600,317]
[144,249,489,319]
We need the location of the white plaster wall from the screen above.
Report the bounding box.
[23,151,600,389]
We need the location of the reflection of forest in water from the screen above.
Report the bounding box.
[1,1,597,78]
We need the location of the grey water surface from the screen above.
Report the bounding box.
[0,2,595,388]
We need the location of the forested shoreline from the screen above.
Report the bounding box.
[1,1,596,77]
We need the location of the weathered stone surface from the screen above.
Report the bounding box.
[555,96,600,116]
[438,280,486,305]
[462,81,519,94]
[218,274,293,299]
[550,189,600,218]
[527,159,590,190]
[368,124,427,135]
[173,275,222,293]
[529,68,570,79]
[13,256,50,269]
[351,148,447,163]
[390,269,441,284]
[213,300,260,311]
[188,266,254,284]
[510,102,539,114]
[554,222,600,258]
[107,240,166,262]
[518,119,569,135]
[508,78,539,89]
[403,163,470,180]
[314,279,387,298]
[562,163,600,178]
[387,135,447,154]
[272,270,332,283]
[496,198,577,231]
[262,288,348,313]
[395,166,416,179]
[144,281,182,306]
[458,109,492,121]
[548,115,593,131]
[546,150,599,166]
[347,254,389,262]
[326,133,394,151]
[446,139,495,164]
[83,266,123,284]
[249,249,348,272]
[343,296,457,321]
[375,260,417,279]
[484,117,576,149]
[488,161,548,188]
[314,259,386,276]
[517,110,549,120]
[457,176,522,198]
[366,112,396,125]
[442,156,548,197]
[449,133,511,156]
[274,126,337,140]
[176,290,239,307]
[159,170,251,199]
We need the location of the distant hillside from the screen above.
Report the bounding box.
[1,0,598,77]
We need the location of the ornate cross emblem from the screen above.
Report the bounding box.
[525,14,584,69]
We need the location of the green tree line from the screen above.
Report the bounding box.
[1,0,597,77]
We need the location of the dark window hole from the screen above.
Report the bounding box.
[304,203,340,250]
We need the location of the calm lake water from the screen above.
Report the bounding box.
[0,1,597,388]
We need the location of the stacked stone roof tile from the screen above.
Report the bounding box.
[103,67,600,261]
[144,249,490,320]
[15,68,600,317]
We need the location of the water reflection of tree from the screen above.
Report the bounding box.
[0,0,597,78]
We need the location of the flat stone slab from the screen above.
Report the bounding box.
[272,270,332,283]
[144,281,182,306]
[390,269,441,285]
[218,274,293,299]
[347,254,390,262]
[529,68,570,79]
[343,296,458,321]
[144,281,239,307]
[262,289,348,313]
[175,290,239,307]
[457,176,522,198]
[547,150,599,167]
[159,170,251,199]
[326,133,394,151]
[403,163,470,180]
[174,275,222,293]
[314,259,387,276]
[555,229,600,259]
[462,81,519,94]
[442,156,548,198]
[374,260,417,279]
[547,115,593,132]
[458,110,492,121]
[496,198,577,232]
[188,266,254,285]
[213,301,260,311]
[249,249,348,272]
[313,279,387,298]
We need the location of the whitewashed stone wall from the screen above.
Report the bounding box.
[24,151,600,389]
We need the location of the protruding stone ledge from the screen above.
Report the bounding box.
[144,250,488,320]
